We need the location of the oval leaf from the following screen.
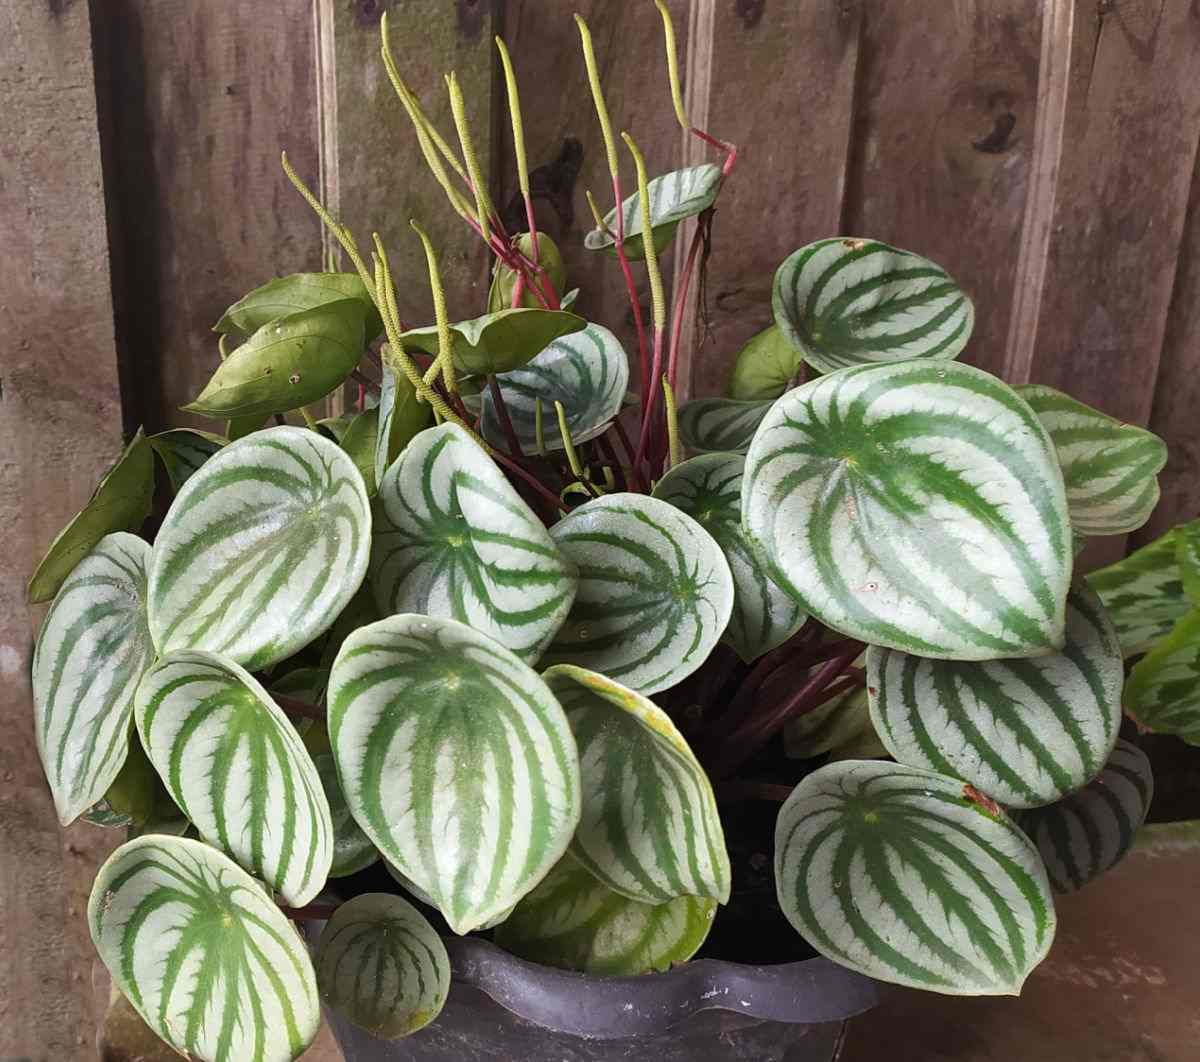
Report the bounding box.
[584,163,722,259]
[371,422,577,662]
[215,271,382,339]
[374,358,432,486]
[773,238,974,374]
[400,308,585,376]
[775,760,1056,995]
[743,360,1072,660]
[149,428,226,493]
[148,426,371,670]
[1124,608,1200,744]
[315,893,449,1038]
[678,397,774,455]
[727,324,804,400]
[867,585,1123,808]
[89,836,320,1062]
[542,493,734,694]
[135,650,334,906]
[328,615,581,934]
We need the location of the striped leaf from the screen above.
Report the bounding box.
[542,493,734,694]
[479,322,629,453]
[1016,384,1167,536]
[544,665,730,905]
[867,585,1124,808]
[775,760,1056,995]
[371,422,577,662]
[82,734,161,829]
[1124,608,1200,744]
[654,454,805,662]
[742,360,1072,660]
[88,836,320,1062]
[300,726,380,879]
[328,615,581,934]
[400,308,585,375]
[315,893,449,1038]
[374,359,431,487]
[32,533,155,825]
[135,650,334,906]
[772,238,974,375]
[1019,739,1153,893]
[585,163,722,259]
[149,429,226,493]
[1176,521,1200,602]
[494,852,717,975]
[727,324,804,401]
[678,397,774,455]
[148,426,371,671]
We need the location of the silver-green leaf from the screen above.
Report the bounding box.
[584,164,722,259]
[1124,608,1200,744]
[678,398,774,455]
[400,308,585,375]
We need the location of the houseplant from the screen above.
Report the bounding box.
[27,3,1197,1059]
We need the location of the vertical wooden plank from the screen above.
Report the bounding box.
[0,5,122,1059]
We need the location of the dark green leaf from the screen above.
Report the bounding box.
[727,325,803,400]
[149,428,226,493]
[374,360,431,484]
[215,271,382,340]
[400,308,586,375]
[337,406,379,495]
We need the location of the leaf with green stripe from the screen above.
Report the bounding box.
[678,398,774,455]
[149,429,226,493]
[542,493,734,693]
[585,163,722,259]
[1018,739,1153,893]
[479,322,629,453]
[867,585,1123,808]
[374,359,431,486]
[727,324,804,400]
[1016,384,1166,536]
[654,453,805,662]
[371,422,576,662]
[148,425,371,671]
[742,360,1071,660]
[32,532,155,825]
[494,852,716,975]
[301,727,379,879]
[328,615,581,934]
[1124,608,1200,744]
[315,893,449,1038]
[772,238,974,375]
[88,835,320,1062]
[775,760,1056,995]
[400,308,585,376]
[544,665,730,905]
[135,650,334,906]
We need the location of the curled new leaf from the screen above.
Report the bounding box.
[584,164,722,259]
[215,271,382,340]
[400,307,585,376]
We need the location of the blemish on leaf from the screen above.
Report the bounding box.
[962,784,1001,818]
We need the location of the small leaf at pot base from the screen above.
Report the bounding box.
[88,836,321,1062]
[399,308,586,376]
[374,359,432,486]
[678,397,775,455]
[584,163,722,259]
[315,894,449,1039]
[495,853,717,975]
[215,270,382,340]
[1123,608,1200,745]
[727,324,804,400]
[775,760,1056,995]
[1018,739,1153,893]
[149,428,226,493]
[27,430,155,604]
[772,238,974,374]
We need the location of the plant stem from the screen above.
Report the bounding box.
[299,406,319,431]
[607,416,646,493]
[488,374,524,457]
[666,213,707,392]
[350,367,379,392]
[274,692,325,721]
[715,781,793,805]
[491,448,568,518]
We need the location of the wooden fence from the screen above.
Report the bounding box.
[4,1,1200,1058]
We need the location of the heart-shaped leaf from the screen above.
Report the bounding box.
[315,893,449,1038]
[743,360,1072,660]
[328,615,581,934]
[1018,739,1153,893]
[88,835,320,1062]
[185,300,367,418]
[28,430,155,603]
[727,324,804,400]
[148,426,371,671]
[1016,384,1167,536]
[135,650,334,906]
[149,429,226,493]
[488,232,567,312]
[776,760,1056,995]
[542,493,734,694]
[773,238,974,375]
[494,852,716,975]
[215,271,382,339]
[678,397,774,455]
[1124,608,1200,744]
[479,322,629,453]
[400,308,585,376]
[654,454,805,662]
[371,422,577,662]
[867,585,1123,808]
[374,359,432,486]
[32,533,155,825]
[584,163,722,259]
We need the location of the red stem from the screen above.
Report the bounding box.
[610,173,652,420]
[607,416,646,493]
[488,374,524,458]
[491,447,567,518]
[707,624,821,739]
[666,218,705,394]
[510,270,528,309]
[633,326,666,471]
[273,692,325,721]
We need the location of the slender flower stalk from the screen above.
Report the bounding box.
[407,222,456,395]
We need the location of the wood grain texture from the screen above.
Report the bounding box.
[0,4,123,1059]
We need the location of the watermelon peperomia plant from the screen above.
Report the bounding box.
[26,6,1198,1060]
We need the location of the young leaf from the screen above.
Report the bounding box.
[82,733,160,829]
[1018,739,1153,893]
[88,835,320,1062]
[1124,608,1200,744]
[315,893,449,1039]
[135,650,334,906]
[371,422,577,662]
[399,307,586,376]
[743,360,1072,660]
[584,163,722,259]
[328,615,581,934]
[677,397,774,455]
[339,404,380,495]
[544,665,730,904]
[543,493,734,694]
[149,428,226,493]
[488,232,567,311]
[374,359,432,486]
[299,718,380,879]
[148,426,371,671]
[32,533,155,825]
[775,760,1056,995]
[215,271,382,340]
[773,238,974,374]
[494,852,716,975]
[1016,384,1167,536]
[727,324,804,400]
[27,430,155,603]
[654,453,805,662]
